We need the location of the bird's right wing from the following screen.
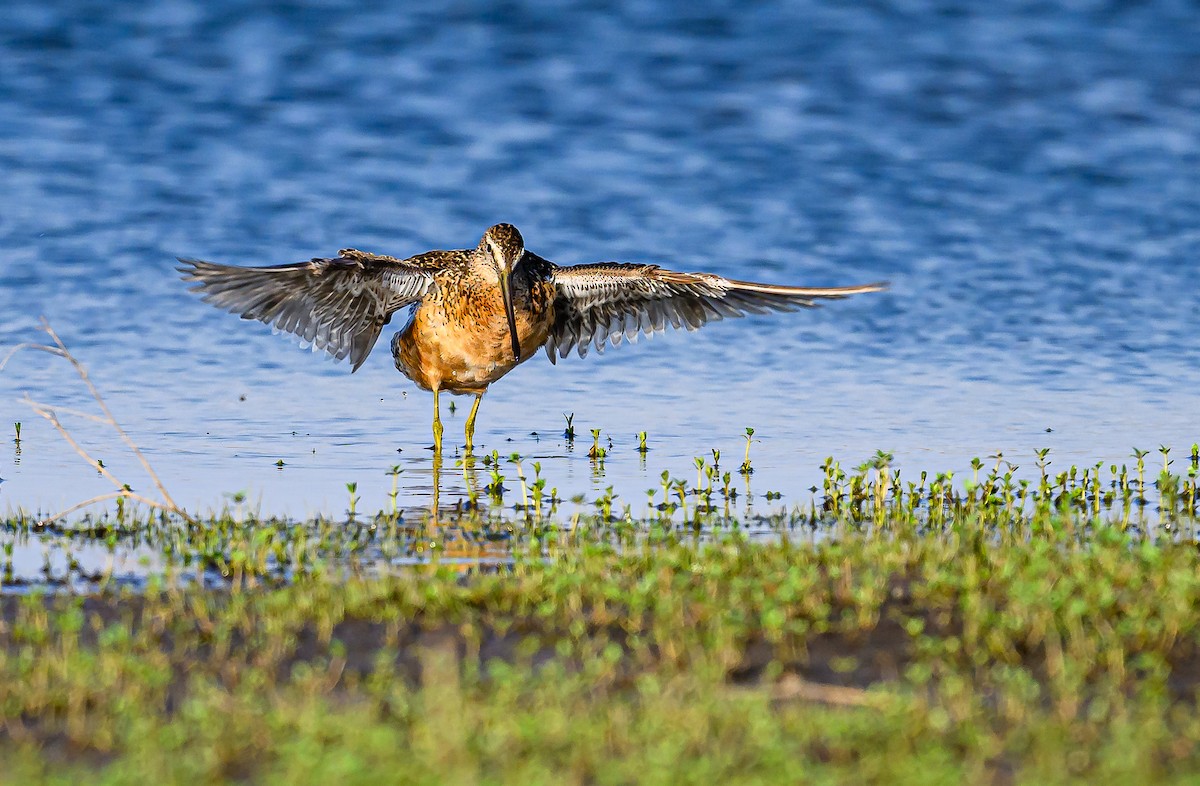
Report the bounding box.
[547,262,886,361]
[179,249,446,371]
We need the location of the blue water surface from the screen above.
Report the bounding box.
[1,0,1198,517]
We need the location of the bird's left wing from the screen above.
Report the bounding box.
[546,262,886,362]
[179,249,446,371]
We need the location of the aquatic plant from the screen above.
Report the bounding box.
[740,427,755,474]
[588,428,606,461]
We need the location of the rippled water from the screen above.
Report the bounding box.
[1,1,1198,517]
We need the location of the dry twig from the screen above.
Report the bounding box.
[1,319,194,525]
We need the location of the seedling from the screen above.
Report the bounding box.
[1132,448,1149,500]
[588,429,606,460]
[386,465,403,516]
[508,453,530,514]
[486,459,505,500]
[530,461,546,518]
[740,427,755,474]
[970,457,983,486]
[594,485,616,520]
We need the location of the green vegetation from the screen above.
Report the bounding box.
[588,428,607,461]
[739,427,755,474]
[3,446,1200,784]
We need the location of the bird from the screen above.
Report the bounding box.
[179,223,886,453]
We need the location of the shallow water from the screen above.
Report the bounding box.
[2,0,1199,518]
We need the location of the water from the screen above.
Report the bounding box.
[2,0,1199,518]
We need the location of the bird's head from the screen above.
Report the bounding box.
[479,223,525,362]
[480,223,525,275]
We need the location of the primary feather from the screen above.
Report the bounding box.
[178,249,441,371]
[545,262,886,362]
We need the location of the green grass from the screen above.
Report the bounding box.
[3,447,1200,784]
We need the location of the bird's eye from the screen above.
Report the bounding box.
[488,242,506,269]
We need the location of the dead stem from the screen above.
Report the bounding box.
[36,490,177,527]
[2,319,195,525]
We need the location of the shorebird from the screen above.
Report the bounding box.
[180,224,885,452]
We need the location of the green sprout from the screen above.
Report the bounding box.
[740,427,756,474]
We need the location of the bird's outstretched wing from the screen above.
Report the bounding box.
[179,249,446,371]
[546,262,886,362]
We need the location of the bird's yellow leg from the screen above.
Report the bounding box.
[463,392,484,453]
[432,388,444,454]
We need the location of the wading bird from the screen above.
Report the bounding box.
[180,224,885,452]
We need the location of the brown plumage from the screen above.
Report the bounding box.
[180,223,886,451]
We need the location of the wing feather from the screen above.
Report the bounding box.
[179,248,443,371]
[547,262,886,362]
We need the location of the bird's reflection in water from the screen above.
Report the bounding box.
[424,446,497,560]
[426,446,482,524]
[418,445,516,575]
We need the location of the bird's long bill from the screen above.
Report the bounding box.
[499,272,521,361]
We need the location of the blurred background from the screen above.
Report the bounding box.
[1,0,1197,515]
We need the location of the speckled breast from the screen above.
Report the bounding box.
[391,275,555,394]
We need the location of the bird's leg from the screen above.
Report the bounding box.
[432,388,444,453]
[463,392,484,453]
